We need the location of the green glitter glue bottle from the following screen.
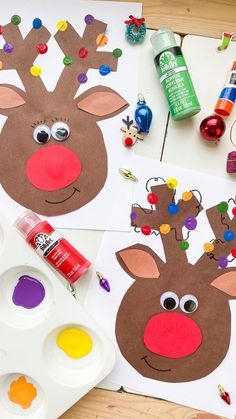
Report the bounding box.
[150,28,201,120]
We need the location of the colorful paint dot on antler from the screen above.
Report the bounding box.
[224,230,235,242]
[99,64,111,76]
[63,55,73,66]
[0,25,4,35]
[84,14,94,25]
[168,203,179,215]
[96,33,108,47]
[0,61,3,70]
[130,211,137,221]
[30,65,42,77]
[79,47,88,58]
[32,18,42,29]
[11,15,21,25]
[182,191,193,201]
[3,42,14,53]
[184,216,197,230]
[218,201,228,213]
[141,225,151,236]
[180,240,189,250]
[232,206,236,216]
[204,242,214,252]
[113,48,122,58]
[166,177,178,189]
[160,224,171,234]
[57,20,68,31]
[231,248,236,258]
[77,73,88,84]
[37,43,48,54]
[147,193,158,204]
[218,256,228,268]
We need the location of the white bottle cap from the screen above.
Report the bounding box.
[15,210,42,238]
[150,28,177,56]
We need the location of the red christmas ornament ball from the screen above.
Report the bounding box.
[147,193,158,204]
[141,225,151,236]
[200,114,226,142]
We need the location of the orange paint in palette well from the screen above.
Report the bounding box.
[8,376,37,409]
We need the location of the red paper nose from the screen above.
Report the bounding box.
[26,145,82,191]
[144,312,202,359]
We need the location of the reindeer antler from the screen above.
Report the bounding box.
[122,116,134,129]
[0,23,50,94]
[54,20,118,100]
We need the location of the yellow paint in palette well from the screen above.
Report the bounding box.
[8,376,37,409]
[57,327,93,359]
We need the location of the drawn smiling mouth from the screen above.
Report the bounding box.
[141,356,171,372]
[45,187,80,204]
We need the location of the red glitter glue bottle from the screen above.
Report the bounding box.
[15,210,91,284]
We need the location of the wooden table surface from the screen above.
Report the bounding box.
[61,1,235,418]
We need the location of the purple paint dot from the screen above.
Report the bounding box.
[3,42,14,53]
[77,73,88,83]
[130,211,137,221]
[184,216,197,230]
[84,14,94,25]
[12,275,45,309]
[218,257,228,269]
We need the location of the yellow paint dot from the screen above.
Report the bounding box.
[57,327,92,359]
[160,223,171,234]
[166,177,178,189]
[8,376,37,409]
[96,33,108,47]
[30,65,42,77]
[182,191,193,201]
[204,242,214,253]
[57,20,68,31]
[0,61,3,70]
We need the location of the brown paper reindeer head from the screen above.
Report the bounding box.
[0,21,128,215]
[116,184,236,382]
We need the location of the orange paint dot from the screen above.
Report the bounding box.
[203,242,214,253]
[160,223,171,234]
[96,33,108,47]
[0,61,2,70]
[182,191,193,201]
[8,376,37,409]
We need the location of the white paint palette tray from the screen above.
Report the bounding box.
[0,212,115,418]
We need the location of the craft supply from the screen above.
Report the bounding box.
[120,115,144,147]
[217,32,235,52]
[12,275,45,309]
[119,168,138,182]
[227,151,236,173]
[124,15,146,44]
[214,61,236,117]
[200,114,225,142]
[8,376,37,409]
[218,384,231,405]
[57,327,93,359]
[150,28,201,120]
[15,210,91,284]
[96,272,111,292]
[135,94,153,133]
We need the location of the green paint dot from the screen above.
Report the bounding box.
[63,55,73,66]
[11,15,21,25]
[180,241,189,250]
[113,48,122,58]
[217,201,228,213]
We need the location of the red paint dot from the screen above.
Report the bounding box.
[232,248,236,258]
[141,226,151,236]
[124,137,133,147]
[37,43,48,54]
[0,25,3,35]
[79,47,88,58]
[232,207,236,216]
[147,193,158,204]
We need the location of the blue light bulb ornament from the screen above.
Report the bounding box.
[135,94,153,133]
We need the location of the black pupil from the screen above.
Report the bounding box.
[56,128,68,140]
[37,130,49,143]
[184,300,196,312]
[164,297,176,310]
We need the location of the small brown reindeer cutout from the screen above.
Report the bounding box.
[0,20,128,216]
[115,184,236,382]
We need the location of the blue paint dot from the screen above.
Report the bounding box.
[99,64,111,76]
[223,230,235,242]
[33,18,42,29]
[168,203,179,215]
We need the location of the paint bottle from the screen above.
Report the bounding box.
[150,28,201,120]
[15,210,91,284]
[214,61,236,117]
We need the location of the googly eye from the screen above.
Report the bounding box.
[33,124,51,144]
[180,295,198,313]
[51,121,70,141]
[160,291,179,311]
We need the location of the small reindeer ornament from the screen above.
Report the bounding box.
[120,116,144,147]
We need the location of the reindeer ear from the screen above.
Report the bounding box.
[211,270,236,297]
[76,86,128,119]
[116,244,161,281]
[0,86,25,111]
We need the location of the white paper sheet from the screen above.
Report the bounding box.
[0,0,141,230]
[85,155,236,419]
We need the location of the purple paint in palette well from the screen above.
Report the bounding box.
[12,275,45,309]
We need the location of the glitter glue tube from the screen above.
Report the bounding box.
[150,28,201,120]
[15,210,91,284]
[214,61,236,117]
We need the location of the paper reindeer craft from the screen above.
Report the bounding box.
[115,183,236,383]
[0,20,128,216]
